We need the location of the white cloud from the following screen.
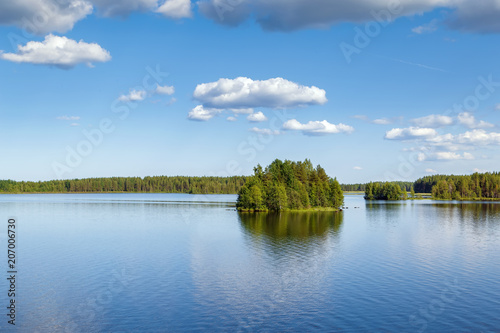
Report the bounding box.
[155,85,175,95]
[91,0,157,17]
[458,112,494,129]
[227,116,237,122]
[425,168,438,173]
[57,116,80,121]
[283,119,354,136]
[385,127,438,140]
[119,89,147,102]
[0,35,111,69]
[418,151,474,161]
[353,166,363,170]
[188,105,221,121]
[198,0,500,33]
[411,114,454,128]
[247,111,267,123]
[372,118,392,125]
[70,123,80,126]
[193,77,327,109]
[0,0,92,34]
[473,168,488,173]
[156,0,192,18]
[230,108,254,114]
[412,19,438,34]
[456,129,500,146]
[249,128,280,135]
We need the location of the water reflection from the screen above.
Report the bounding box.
[238,211,343,240]
[238,211,344,262]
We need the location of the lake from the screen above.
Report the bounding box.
[0,194,499,332]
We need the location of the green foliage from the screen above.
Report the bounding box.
[364,182,407,200]
[424,172,500,200]
[342,181,413,192]
[237,159,344,211]
[0,176,248,194]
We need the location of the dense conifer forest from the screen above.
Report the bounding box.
[236,159,344,212]
[0,176,247,194]
[414,172,500,200]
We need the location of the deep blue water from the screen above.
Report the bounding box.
[0,194,499,332]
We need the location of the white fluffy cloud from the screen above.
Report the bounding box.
[0,34,111,68]
[0,0,92,34]
[425,168,438,173]
[198,0,500,33]
[353,166,363,170]
[283,119,354,136]
[250,128,280,135]
[227,116,237,122]
[193,77,327,110]
[188,105,222,121]
[411,114,454,128]
[247,112,267,123]
[456,129,500,146]
[119,89,147,102]
[457,112,494,129]
[155,85,175,95]
[156,0,192,18]
[418,151,474,161]
[385,127,438,140]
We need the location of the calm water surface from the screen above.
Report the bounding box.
[0,194,499,332]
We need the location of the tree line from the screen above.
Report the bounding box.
[0,176,248,194]
[415,172,500,200]
[342,181,413,192]
[237,159,344,211]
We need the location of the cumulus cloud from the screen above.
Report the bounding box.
[91,0,157,17]
[156,0,192,18]
[0,34,111,69]
[455,129,500,146]
[227,116,237,122]
[353,166,363,170]
[411,114,454,128]
[457,112,494,129]
[193,77,327,110]
[250,127,280,135]
[385,127,438,140]
[155,85,175,95]
[283,119,354,136]
[247,112,267,123]
[198,0,500,34]
[418,151,474,161]
[425,168,438,173]
[0,0,92,34]
[446,0,500,33]
[119,89,147,102]
[188,105,222,121]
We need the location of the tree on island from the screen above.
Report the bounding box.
[237,159,344,212]
[364,182,407,200]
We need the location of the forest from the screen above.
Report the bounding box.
[0,176,248,194]
[414,172,500,200]
[342,181,413,192]
[364,182,408,200]
[236,159,344,212]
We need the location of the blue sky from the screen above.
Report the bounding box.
[0,0,499,183]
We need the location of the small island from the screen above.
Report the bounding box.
[236,159,344,212]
